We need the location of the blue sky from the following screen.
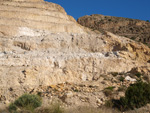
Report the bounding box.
[45,0,150,21]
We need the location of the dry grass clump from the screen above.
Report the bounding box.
[36,102,64,113]
[65,106,119,113]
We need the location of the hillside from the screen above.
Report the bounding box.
[77,14,150,46]
[0,0,150,112]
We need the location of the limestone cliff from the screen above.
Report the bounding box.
[0,0,84,36]
[0,0,150,109]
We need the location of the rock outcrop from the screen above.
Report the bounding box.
[0,0,84,36]
[0,0,150,110]
[77,14,150,46]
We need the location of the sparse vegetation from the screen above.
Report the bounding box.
[119,76,125,82]
[66,106,119,113]
[105,86,115,91]
[104,86,115,96]
[105,100,114,108]
[8,103,17,113]
[36,102,64,113]
[111,80,150,111]
[118,85,126,91]
[108,19,111,21]
[8,94,42,113]
[78,15,150,46]
[135,72,142,78]
[104,89,113,97]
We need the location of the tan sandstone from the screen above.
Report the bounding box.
[0,0,84,36]
[0,0,150,110]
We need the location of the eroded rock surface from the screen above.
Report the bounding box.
[0,0,84,36]
[0,0,150,110]
[77,14,150,46]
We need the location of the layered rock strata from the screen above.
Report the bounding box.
[0,0,150,109]
[0,0,84,36]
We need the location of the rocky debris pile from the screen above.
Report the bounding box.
[29,72,139,108]
[77,14,150,46]
[2,72,135,109]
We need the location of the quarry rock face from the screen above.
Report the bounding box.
[77,14,150,46]
[0,0,150,109]
[0,0,84,36]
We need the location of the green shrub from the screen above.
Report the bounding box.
[112,81,150,111]
[118,85,126,91]
[14,94,42,110]
[105,100,114,108]
[37,92,42,97]
[8,103,17,113]
[9,94,42,113]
